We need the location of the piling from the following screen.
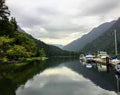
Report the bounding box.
[106,57,110,72]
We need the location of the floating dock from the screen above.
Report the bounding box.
[92,57,118,66]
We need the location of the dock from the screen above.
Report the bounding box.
[92,57,118,66]
[92,58,106,64]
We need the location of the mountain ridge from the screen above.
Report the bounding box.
[81,18,120,54]
[63,20,116,52]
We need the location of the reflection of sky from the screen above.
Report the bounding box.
[16,66,117,95]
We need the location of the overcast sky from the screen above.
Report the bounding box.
[6,0,120,45]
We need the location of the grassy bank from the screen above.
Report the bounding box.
[0,57,48,72]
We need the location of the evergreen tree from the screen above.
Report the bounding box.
[0,0,10,19]
[10,17,18,30]
[36,48,46,57]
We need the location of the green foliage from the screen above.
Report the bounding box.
[0,36,14,57]
[36,48,46,57]
[0,32,36,60]
[2,56,8,62]
[0,19,16,36]
[7,45,32,59]
[0,17,38,61]
[10,17,18,30]
[33,38,78,57]
[0,21,37,60]
[0,0,77,62]
[0,0,37,61]
[15,33,36,52]
[0,36,14,45]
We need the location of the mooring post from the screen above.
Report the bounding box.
[117,78,120,92]
[106,57,110,72]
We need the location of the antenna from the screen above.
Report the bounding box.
[114,29,118,56]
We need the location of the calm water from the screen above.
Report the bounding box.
[0,58,119,95]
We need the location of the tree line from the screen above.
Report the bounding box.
[0,0,78,62]
[0,0,47,62]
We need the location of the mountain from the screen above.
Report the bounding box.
[63,20,116,52]
[17,26,25,33]
[51,44,64,49]
[81,18,120,54]
[0,0,78,62]
[27,34,75,57]
[16,25,74,57]
[0,19,77,62]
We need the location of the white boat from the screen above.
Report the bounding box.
[85,54,93,62]
[110,58,120,64]
[115,62,120,75]
[86,63,92,68]
[79,54,86,62]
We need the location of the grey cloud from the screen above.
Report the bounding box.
[28,23,89,39]
[7,0,120,45]
[32,29,87,40]
[37,7,60,16]
[83,0,120,16]
[31,30,70,39]
[40,34,66,39]
[10,8,45,28]
[44,25,87,32]
[20,16,44,28]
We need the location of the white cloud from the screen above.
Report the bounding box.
[16,66,117,95]
[6,0,120,45]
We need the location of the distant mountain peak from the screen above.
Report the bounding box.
[50,44,64,49]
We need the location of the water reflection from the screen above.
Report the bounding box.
[80,61,120,94]
[0,58,119,95]
[97,63,107,72]
[72,61,117,93]
[16,62,117,95]
[0,58,76,95]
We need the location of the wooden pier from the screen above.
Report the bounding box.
[92,57,117,66]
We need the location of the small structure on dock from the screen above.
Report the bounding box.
[97,51,109,59]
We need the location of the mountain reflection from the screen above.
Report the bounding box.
[16,65,117,95]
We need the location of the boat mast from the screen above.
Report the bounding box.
[114,29,118,56]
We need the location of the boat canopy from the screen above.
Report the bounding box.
[85,55,93,58]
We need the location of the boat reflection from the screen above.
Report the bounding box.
[97,63,107,72]
[81,60,110,72]
[16,65,117,95]
[80,60,120,94]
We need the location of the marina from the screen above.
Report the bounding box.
[0,0,120,95]
[0,58,119,95]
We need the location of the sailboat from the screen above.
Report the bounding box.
[110,30,120,64]
[113,30,120,76]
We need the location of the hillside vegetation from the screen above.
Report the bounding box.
[81,18,120,54]
[0,0,77,62]
[63,20,115,52]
